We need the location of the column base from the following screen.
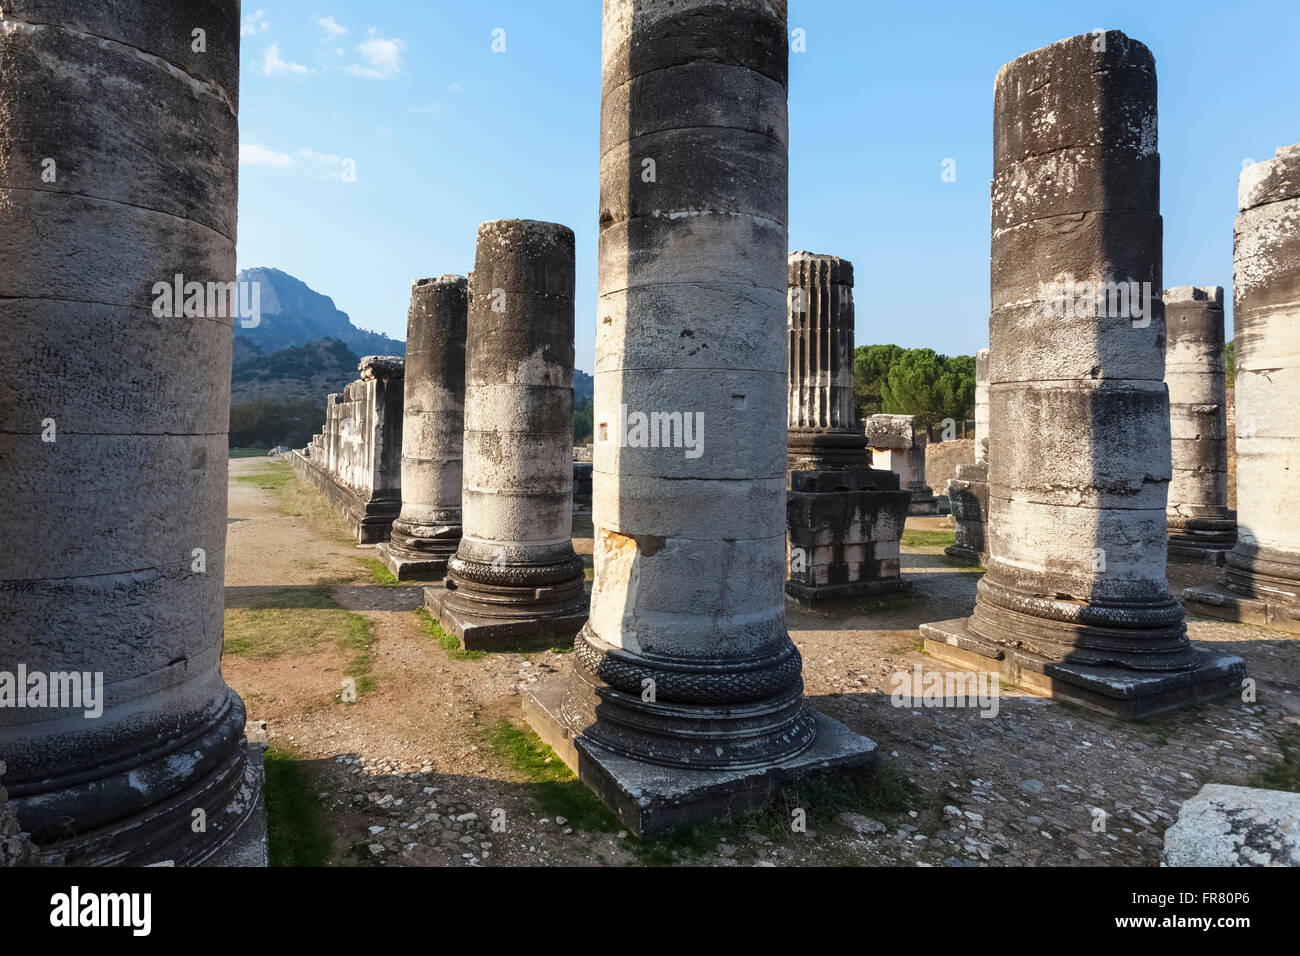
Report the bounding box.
[200,740,268,867]
[907,494,940,516]
[376,543,451,581]
[919,617,1246,720]
[423,583,587,651]
[1182,583,1300,635]
[785,577,910,609]
[1167,543,1231,566]
[523,678,876,839]
[943,545,983,564]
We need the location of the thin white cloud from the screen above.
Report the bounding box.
[446,81,463,93]
[241,10,270,36]
[300,148,348,180]
[345,29,405,79]
[239,143,293,167]
[318,16,348,37]
[409,103,443,115]
[263,44,309,76]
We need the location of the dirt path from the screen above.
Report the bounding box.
[224,458,1300,867]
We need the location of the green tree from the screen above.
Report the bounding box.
[853,344,977,438]
[853,343,904,420]
[574,397,594,445]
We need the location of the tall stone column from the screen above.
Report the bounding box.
[921,31,1243,719]
[424,220,587,650]
[378,276,468,580]
[785,252,910,604]
[1164,286,1235,562]
[787,252,866,470]
[0,1,263,862]
[524,0,874,838]
[946,348,991,563]
[1185,144,1300,633]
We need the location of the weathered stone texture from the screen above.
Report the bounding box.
[922,31,1244,717]
[1164,286,1235,559]
[295,356,405,543]
[425,219,587,649]
[947,349,990,563]
[1185,144,1300,632]
[378,277,467,579]
[0,0,262,864]
[1162,784,1300,866]
[867,414,936,514]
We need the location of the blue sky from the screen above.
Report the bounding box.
[236,0,1300,373]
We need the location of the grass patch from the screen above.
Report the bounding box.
[230,447,273,459]
[264,744,334,866]
[223,585,376,701]
[414,606,486,661]
[481,719,620,834]
[888,635,925,655]
[901,528,957,549]
[932,553,984,572]
[1249,727,1300,793]
[233,468,294,493]
[365,558,399,587]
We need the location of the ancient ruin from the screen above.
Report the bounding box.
[1185,144,1300,633]
[524,0,875,838]
[377,277,468,580]
[424,220,588,650]
[785,252,910,605]
[293,357,405,543]
[920,30,1245,719]
[1164,286,1236,563]
[867,414,939,514]
[0,0,264,863]
[946,348,990,563]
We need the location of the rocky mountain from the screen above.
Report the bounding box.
[235,266,405,358]
[231,337,362,406]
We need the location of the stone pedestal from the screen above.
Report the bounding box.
[378,276,467,580]
[524,0,875,839]
[1165,286,1235,564]
[784,252,909,603]
[425,219,588,650]
[947,348,991,563]
[1185,144,1300,633]
[293,356,404,543]
[921,31,1244,718]
[867,414,936,514]
[0,0,264,864]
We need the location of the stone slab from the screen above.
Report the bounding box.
[523,678,877,839]
[424,584,585,651]
[376,543,449,582]
[1182,583,1300,635]
[919,617,1246,720]
[942,545,982,564]
[785,577,910,610]
[1168,544,1230,567]
[1162,783,1300,867]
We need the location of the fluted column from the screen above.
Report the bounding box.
[787,252,866,470]
[425,220,587,650]
[0,0,261,862]
[379,276,467,579]
[1164,286,1235,560]
[921,31,1244,718]
[524,0,874,838]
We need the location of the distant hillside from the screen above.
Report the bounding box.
[236,266,405,357]
[574,369,593,405]
[231,337,361,406]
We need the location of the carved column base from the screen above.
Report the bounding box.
[377,520,462,581]
[1183,544,1300,634]
[1167,512,1237,564]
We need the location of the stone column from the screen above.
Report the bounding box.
[1164,286,1235,562]
[867,413,937,514]
[946,348,991,563]
[424,220,587,650]
[921,31,1243,719]
[379,276,467,580]
[787,252,866,470]
[1185,144,1300,633]
[784,253,910,604]
[0,1,264,863]
[524,0,874,838]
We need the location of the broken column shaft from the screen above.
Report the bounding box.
[1164,286,1235,561]
[424,220,587,650]
[1185,144,1300,633]
[920,30,1243,718]
[0,0,262,863]
[379,276,468,580]
[524,0,875,838]
[946,348,991,563]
